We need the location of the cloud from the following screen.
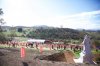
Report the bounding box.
[49,10,100,29]
[3,10,100,30]
[2,0,100,30]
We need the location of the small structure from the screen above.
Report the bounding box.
[74,35,96,64]
[27,39,45,44]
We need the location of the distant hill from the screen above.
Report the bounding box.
[1,25,100,41]
[33,25,54,29]
[1,25,100,31]
[1,26,11,28]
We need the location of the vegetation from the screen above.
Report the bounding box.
[92,50,100,54]
[1,24,100,45]
[27,28,84,39]
[25,28,99,44]
[0,8,8,42]
[17,28,23,32]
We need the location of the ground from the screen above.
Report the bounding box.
[0,47,100,66]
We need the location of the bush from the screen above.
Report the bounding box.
[96,57,100,64]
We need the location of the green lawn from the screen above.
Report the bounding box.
[3,32,23,36]
[92,49,100,54]
[14,37,28,41]
[73,50,81,58]
[73,49,100,59]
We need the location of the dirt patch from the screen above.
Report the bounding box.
[0,48,100,66]
[38,50,75,64]
[0,52,4,56]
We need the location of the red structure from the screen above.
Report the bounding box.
[21,47,25,58]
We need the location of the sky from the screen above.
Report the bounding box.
[0,0,100,30]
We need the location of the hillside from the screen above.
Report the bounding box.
[1,25,100,41]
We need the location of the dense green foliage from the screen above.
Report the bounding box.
[27,28,86,40]
[0,8,7,41]
[17,28,23,32]
[25,27,100,45]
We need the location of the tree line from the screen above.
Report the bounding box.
[27,28,85,40]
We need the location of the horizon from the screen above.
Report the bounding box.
[0,0,100,30]
[2,25,100,30]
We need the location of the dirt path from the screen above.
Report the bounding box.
[0,48,99,66]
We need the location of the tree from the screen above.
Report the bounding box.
[9,26,17,39]
[17,28,23,32]
[0,8,4,31]
[0,8,7,42]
